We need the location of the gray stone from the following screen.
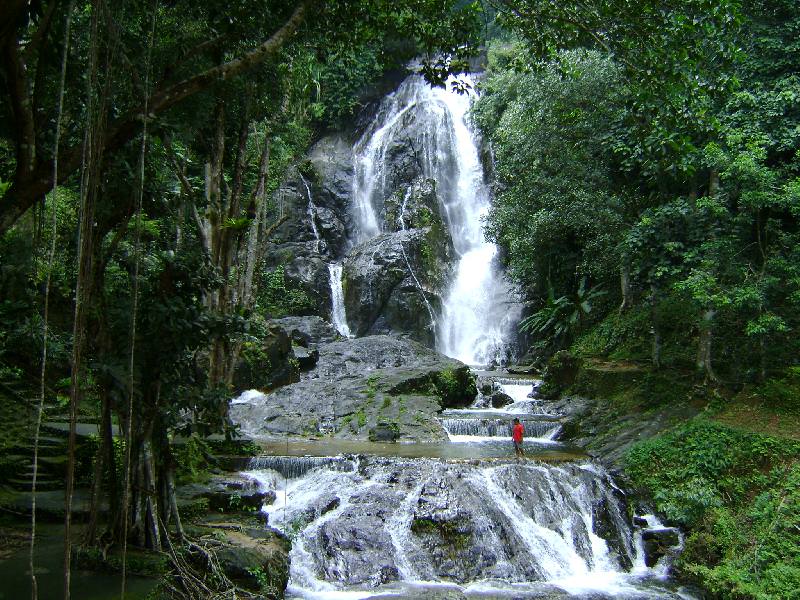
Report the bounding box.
[230,335,475,441]
[271,316,340,345]
[293,345,319,371]
[232,323,299,392]
[490,390,514,408]
[642,527,681,568]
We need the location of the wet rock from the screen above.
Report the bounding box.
[214,527,290,596]
[316,513,400,586]
[230,335,475,441]
[476,376,494,396]
[633,515,649,528]
[342,229,449,344]
[232,322,299,392]
[591,485,635,570]
[507,363,539,375]
[369,422,400,442]
[489,390,513,408]
[181,475,276,514]
[293,345,319,371]
[271,316,340,345]
[642,527,681,567]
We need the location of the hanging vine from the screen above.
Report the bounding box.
[29,4,74,600]
[120,0,159,595]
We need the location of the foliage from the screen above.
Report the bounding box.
[174,436,214,484]
[520,278,606,342]
[626,420,800,598]
[257,265,315,318]
[475,45,628,295]
[432,367,474,406]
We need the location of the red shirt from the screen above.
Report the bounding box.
[512,422,524,443]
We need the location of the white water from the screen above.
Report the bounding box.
[301,174,323,254]
[245,457,683,599]
[349,74,520,364]
[328,263,351,337]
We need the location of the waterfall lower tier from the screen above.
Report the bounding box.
[244,456,688,599]
[328,263,351,337]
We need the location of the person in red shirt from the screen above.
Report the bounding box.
[512,417,525,459]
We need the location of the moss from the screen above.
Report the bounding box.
[364,374,380,401]
[411,517,471,551]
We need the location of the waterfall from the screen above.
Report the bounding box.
[300,173,323,254]
[348,74,520,364]
[244,456,685,598]
[328,263,351,337]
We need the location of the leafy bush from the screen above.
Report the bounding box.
[626,420,800,598]
[257,265,315,317]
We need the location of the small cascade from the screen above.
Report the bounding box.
[244,456,685,598]
[441,417,560,440]
[328,263,351,337]
[299,173,323,254]
[247,455,355,480]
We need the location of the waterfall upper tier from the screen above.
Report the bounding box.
[259,71,522,362]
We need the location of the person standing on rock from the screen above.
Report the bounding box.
[512,417,525,459]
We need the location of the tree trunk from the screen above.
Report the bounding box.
[619,259,632,313]
[649,283,661,369]
[696,308,717,382]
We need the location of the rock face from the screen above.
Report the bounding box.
[341,177,454,346]
[259,134,355,319]
[229,332,476,442]
[641,527,681,568]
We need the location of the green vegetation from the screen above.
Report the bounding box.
[626,420,800,598]
[475,2,800,383]
[258,266,315,318]
[1,1,798,598]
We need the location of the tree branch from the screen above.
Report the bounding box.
[0,0,310,235]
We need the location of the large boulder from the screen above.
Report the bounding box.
[342,225,452,345]
[229,335,476,442]
[232,323,299,392]
[270,316,340,346]
[214,527,290,597]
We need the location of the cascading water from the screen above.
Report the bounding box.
[232,70,691,600]
[349,74,520,365]
[328,263,351,337]
[244,457,688,599]
[300,173,323,254]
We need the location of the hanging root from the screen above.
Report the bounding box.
[161,528,264,600]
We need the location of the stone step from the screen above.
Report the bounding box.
[41,421,101,438]
[4,440,67,457]
[7,477,64,492]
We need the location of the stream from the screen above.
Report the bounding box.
[238,72,690,598]
[242,378,689,599]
